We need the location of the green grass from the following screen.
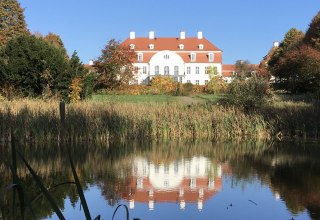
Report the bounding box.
[193,94,223,103]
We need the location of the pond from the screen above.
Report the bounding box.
[1,140,320,220]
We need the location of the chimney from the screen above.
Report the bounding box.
[149,31,155,39]
[273,41,279,48]
[130,31,135,39]
[180,31,186,40]
[197,31,203,39]
[89,60,94,66]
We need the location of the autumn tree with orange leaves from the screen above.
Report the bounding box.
[94,39,136,90]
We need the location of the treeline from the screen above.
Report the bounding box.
[260,11,320,94]
[0,1,94,101]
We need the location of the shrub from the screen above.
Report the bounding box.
[205,77,227,94]
[149,76,176,94]
[223,77,271,111]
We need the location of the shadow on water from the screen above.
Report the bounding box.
[0,139,320,219]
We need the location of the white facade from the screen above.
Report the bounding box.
[123,31,223,85]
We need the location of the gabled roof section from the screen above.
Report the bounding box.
[122,37,222,52]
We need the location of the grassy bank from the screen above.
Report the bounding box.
[0,95,319,143]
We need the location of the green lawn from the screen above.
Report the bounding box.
[91,94,222,104]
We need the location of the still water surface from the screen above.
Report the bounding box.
[1,141,320,220]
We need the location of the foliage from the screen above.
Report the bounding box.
[235,60,256,78]
[0,34,70,99]
[223,77,271,111]
[271,45,320,93]
[149,76,176,94]
[304,11,320,50]
[205,77,227,94]
[181,82,193,96]
[68,77,83,103]
[68,51,94,100]
[0,0,28,46]
[94,39,135,90]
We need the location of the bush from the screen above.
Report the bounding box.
[149,76,176,94]
[205,77,227,94]
[223,77,271,111]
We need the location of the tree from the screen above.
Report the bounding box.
[68,51,94,99]
[304,11,320,50]
[272,45,320,93]
[94,39,136,90]
[268,28,304,71]
[235,60,256,78]
[0,34,70,98]
[0,0,28,46]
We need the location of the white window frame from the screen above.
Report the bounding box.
[137,53,143,62]
[208,53,214,62]
[187,67,191,74]
[155,65,159,75]
[164,66,169,75]
[179,44,184,50]
[174,66,179,75]
[199,44,204,50]
[190,53,196,62]
[130,44,135,50]
[164,54,170,60]
[196,66,200,74]
[187,80,191,83]
[196,80,200,85]
[143,66,147,74]
[149,44,154,49]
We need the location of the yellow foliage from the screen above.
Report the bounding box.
[68,77,83,103]
[150,76,176,94]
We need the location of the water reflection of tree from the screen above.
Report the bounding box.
[1,140,320,220]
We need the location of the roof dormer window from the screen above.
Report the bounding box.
[137,53,143,62]
[190,53,196,62]
[208,53,214,62]
[199,44,204,50]
[179,44,184,50]
[149,44,154,49]
[130,44,135,50]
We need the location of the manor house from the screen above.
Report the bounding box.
[122,31,226,85]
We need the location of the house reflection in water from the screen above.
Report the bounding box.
[120,156,226,211]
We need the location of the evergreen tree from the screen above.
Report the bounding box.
[0,0,28,46]
[0,35,70,98]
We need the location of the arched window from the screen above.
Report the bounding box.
[164,66,169,75]
[155,66,159,75]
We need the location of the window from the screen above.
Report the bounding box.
[179,44,184,50]
[164,66,169,75]
[205,66,210,74]
[199,44,204,50]
[190,53,196,62]
[187,67,191,74]
[137,53,143,62]
[149,44,154,49]
[208,53,214,62]
[187,80,191,83]
[155,66,159,75]
[174,66,179,75]
[179,77,183,83]
[134,67,139,73]
[205,80,209,84]
[130,44,135,50]
[196,80,200,85]
[143,66,147,74]
[164,54,170,60]
[190,178,196,188]
[164,165,169,174]
[196,66,200,74]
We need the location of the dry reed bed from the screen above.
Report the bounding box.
[0,99,272,143]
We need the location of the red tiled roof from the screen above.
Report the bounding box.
[222,64,235,77]
[122,37,222,52]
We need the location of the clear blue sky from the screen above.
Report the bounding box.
[18,0,320,64]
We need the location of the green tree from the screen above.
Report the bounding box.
[0,0,28,46]
[68,51,94,99]
[94,39,135,90]
[0,34,70,99]
[304,11,320,50]
[268,28,304,71]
